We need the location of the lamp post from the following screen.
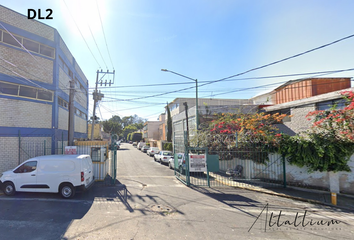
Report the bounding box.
[161,69,199,130]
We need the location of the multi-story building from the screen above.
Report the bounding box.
[0,5,89,172]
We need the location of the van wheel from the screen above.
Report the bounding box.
[60,183,75,199]
[3,182,15,196]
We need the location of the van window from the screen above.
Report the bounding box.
[14,161,37,173]
[82,157,89,170]
[39,160,75,172]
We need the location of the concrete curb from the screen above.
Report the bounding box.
[231,184,354,212]
[209,172,353,212]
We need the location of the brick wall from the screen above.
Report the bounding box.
[0,137,18,172]
[0,6,54,41]
[0,98,52,128]
[0,136,51,173]
[0,45,53,84]
[58,107,68,130]
[75,64,88,86]
[59,37,73,65]
[75,115,87,134]
[74,87,87,109]
[283,104,315,134]
[58,67,70,95]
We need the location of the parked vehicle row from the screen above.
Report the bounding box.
[134,143,177,170]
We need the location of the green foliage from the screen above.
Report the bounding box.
[278,133,354,172]
[127,133,132,141]
[102,117,122,135]
[163,142,172,151]
[123,125,138,140]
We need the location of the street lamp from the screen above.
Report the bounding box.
[161,69,199,130]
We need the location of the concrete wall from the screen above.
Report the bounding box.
[219,153,354,195]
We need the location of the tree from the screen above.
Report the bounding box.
[123,125,138,140]
[166,104,172,142]
[102,115,123,135]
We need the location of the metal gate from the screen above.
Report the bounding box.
[173,131,286,189]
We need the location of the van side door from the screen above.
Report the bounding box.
[13,161,38,192]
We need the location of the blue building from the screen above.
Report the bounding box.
[0,5,89,172]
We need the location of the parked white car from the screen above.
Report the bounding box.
[0,154,94,198]
[147,147,160,157]
[154,151,172,164]
[137,142,146,150]
[168,153,186,173]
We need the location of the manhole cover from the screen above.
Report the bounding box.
[147,204,176,216]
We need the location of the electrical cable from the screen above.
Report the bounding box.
[62,0,102,69]
[87,24,108,69]
[96,0,115,70]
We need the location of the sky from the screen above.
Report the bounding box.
[2,0,354,121]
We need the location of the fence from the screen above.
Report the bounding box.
[173,131,286,189]
[17,138,116,182]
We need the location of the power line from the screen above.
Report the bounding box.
[96,0,114,70]
[97,69,354,102]
[62,0,101,69]
[200,32,354,86]
[87,24,108,69]
[90,68,354,92]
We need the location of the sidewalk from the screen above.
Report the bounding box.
[232,184,354,211]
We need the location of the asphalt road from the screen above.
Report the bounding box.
[1,143,354,240]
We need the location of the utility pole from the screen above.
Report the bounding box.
[90,69,115,140]
[68,79,75,146]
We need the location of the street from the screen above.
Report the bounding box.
[1,143,354,240]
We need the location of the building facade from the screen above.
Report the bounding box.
[0,5,89,172]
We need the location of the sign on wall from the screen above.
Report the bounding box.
[65,146,77,155]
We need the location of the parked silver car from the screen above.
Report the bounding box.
[141,145,150,153]
[168,153,186,173]
[147,147,160,156]
[155,151,172,164]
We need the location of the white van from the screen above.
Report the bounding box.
[0,154,94,198]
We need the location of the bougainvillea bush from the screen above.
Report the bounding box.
[278,90,354,172]
[190,111,288,163]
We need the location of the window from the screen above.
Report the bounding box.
[58,97,69,109]
[19,86,37,98]
[317,99,347,111]
[91,147,101,162]
[1,30,55,58]
[0,81,53,102]
[0,82,19,95]
[23,39,39,53]
[14,161,37,173]
[38,90,53,101]
[40,45,55,58]
[3,32,22,48]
